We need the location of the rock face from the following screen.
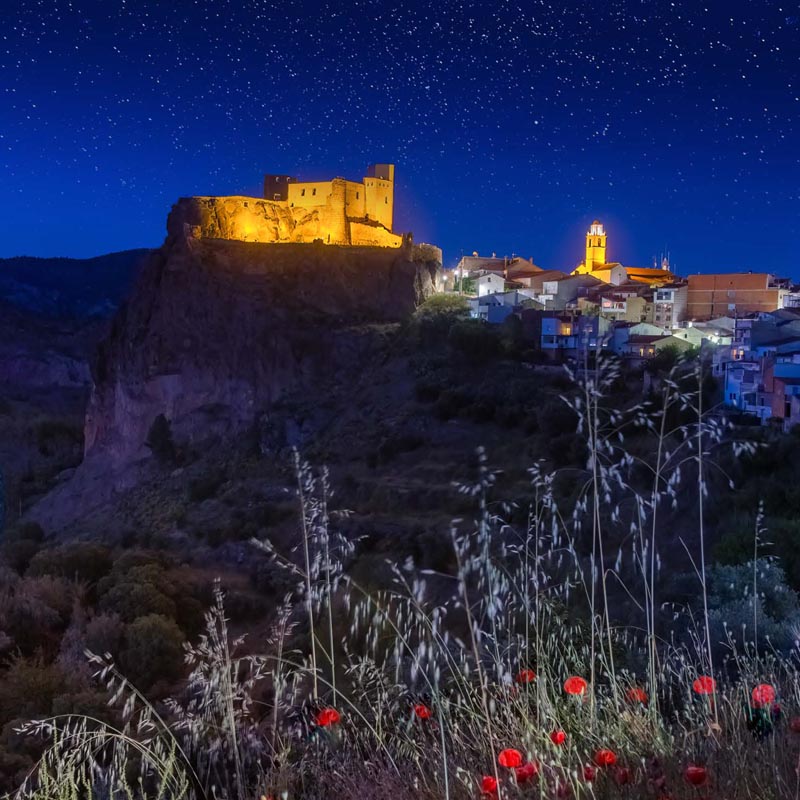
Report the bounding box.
[83,231,442,465]
[169,195,402,248]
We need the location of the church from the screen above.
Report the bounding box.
[572,220,674,286]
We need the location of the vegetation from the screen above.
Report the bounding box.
[6,353,800,799]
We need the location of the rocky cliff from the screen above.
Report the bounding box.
[82,231,441,465]
[170,195,401,247]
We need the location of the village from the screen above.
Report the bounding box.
[443,220,800,431]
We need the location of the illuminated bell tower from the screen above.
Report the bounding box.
[585,220,607,271]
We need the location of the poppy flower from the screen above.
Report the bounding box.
[626,687,648,704]
[315,707,341,727]
[594,748,617,767]
[583,765,596,782]
[751,683,776,708]
[498,748,524,768]
[692,675,716,695]
[564,676,588,696]
[790,716,800,733]
[516,668,536,684]
[550,729,567,745]
[480,775,499,796]
[514,761,539,784]
[684,765,708,786]
[414,702,433,720]
[614,767,633,786]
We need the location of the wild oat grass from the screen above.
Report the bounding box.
[12,354,800,800]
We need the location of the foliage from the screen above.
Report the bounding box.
[146,413,176,464]
[120,614,185,690]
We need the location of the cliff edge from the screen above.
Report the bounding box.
[84,232,441,463]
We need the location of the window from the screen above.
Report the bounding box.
[385,196,388,203]
[312,188,317,196]
[356,191,359,199]
[301,189,306,197]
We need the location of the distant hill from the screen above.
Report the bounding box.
[0,248,151,317]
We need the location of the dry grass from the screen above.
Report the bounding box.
[10,354,800,800]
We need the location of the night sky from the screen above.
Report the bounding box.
[2,0,799,275]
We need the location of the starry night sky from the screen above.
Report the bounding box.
[2,0,799,274]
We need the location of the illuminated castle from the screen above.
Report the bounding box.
[174,164,402,248]
[261,163,400,247]
[572,219,673,286]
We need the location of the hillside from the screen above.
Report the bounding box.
[0,249,149,317]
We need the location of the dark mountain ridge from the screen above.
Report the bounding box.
[0,249,150,317]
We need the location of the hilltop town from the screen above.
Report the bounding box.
[161,163,800,433]
[444,219,800,430]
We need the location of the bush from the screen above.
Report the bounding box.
[146,414,175,464]
[27,543,113,585]
[0,657,66,722]
[100,580,177,623]
[120,615,185,690]
[187,467,227,502]
[447,319,499,364]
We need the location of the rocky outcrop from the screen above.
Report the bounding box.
[169,196,402,247]
[82,232,441,465]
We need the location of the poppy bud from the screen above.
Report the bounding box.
[498,748,523,768]
[684,765,708,786]
[550,729,567,745]
[413,703,433,720]
[515,668,536,684]
[514,761,539,784]
[594,748,617,767]
[583,765,596,782]
[615,767,633,785]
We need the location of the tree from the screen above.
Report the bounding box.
[120,615,184,689]
[145,414,175,464]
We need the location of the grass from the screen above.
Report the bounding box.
[9,352,800,800]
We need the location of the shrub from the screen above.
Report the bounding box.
[27,543,113,585]
[447,319,499,363]
[187,467,227,502]
[0,657,66,722]
[100,581,177,623]
[120,615,184,690]
[145,414,175,464]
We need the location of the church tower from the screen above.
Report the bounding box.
[585,220,607,271]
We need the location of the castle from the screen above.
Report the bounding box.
[173,164,402,248]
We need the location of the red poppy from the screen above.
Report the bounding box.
[515,668,536,684]
[498,748,524,768]
[790,716,800,733]
[684,765,708,786]
[564,676,588,695]
[414,703,433,720]
[583,765,596,782]
[515,761,539,784]
[594,748,617,767]
[481,775,499,796]
[751,683,776,708]
[626,687,648,704]
[692,676,716,695]
[550,729,567,745]
[314,707,341,727]
[615,767,633,786]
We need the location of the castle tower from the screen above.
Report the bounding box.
[585,220,607,271]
